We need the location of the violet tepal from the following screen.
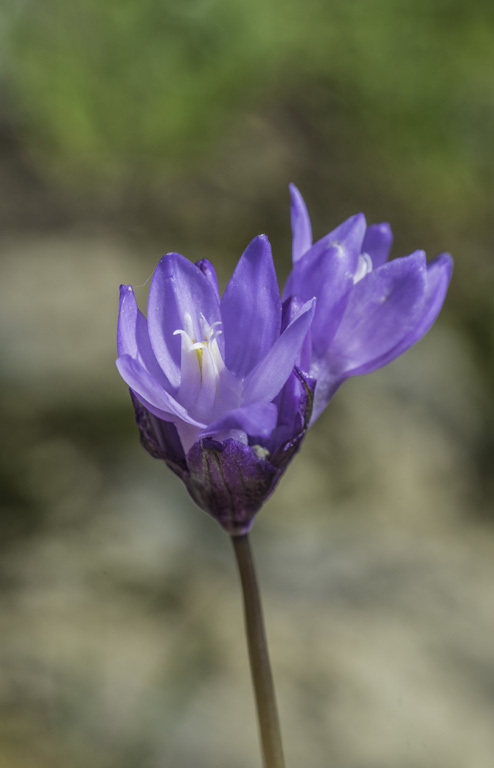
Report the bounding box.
[286,184,453,420]
[116,187,452,534]
[116,235,315,534]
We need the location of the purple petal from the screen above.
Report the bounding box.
[147,253,221,390]
[117,285,172,390]
[362,223,393,268]
[201,403,278,440]
[268,367,315,456]
[196,258,220,302]
[185,438,280,535]
[129,392,188,479]
[330,250,428,376]
[353,251,453,373]
[220,235,281,379]
[242,298,315,405]
[117,285,141,358]
[281,295,312,372]
[116,354,203,427]
[289,242,360,357]
[320,212,367,259]
[289,184,313,262]
[411,252,453,342]
[309,365,345,423]
[284,233,337,299]
[284,212,366,300]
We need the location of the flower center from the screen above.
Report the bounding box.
[172,311,242,423]
[174,314,222,373]
[172,312,228,419]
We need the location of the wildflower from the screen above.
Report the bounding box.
[117,236,315,534]
[286,185,453,420]
[117,188,452,534]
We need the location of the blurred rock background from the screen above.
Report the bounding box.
[1,1,493,766]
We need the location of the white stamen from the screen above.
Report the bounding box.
[354,252,373,284]
[173,329,192,340]
[173,315,225,383]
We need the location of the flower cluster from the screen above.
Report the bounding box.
[116,187,452,534]
[286,185,453,420]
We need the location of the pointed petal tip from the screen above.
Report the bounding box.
[425,251,453,295]
[283,295,316,327]
[195,258,220,300]
[336,211,366,227]
[353,212,367,228]
[289,184,309,215]
[155,251,189,272]
[399,248,427,269]
[119,283,134,295]
[372,221,392,233]
[323,211,367,255]
[433,251,454,273]
[304,296,317,315]
[240,233,273,265]
[251,233,271,248]
[368,221,393,243]
[379,221,392,234]
[289,184,312,263]
[362,222,394,268]
[352,212,368,241]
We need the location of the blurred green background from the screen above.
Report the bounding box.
[1,1,494,766]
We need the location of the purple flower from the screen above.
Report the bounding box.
[286,185,453,420]
[117,188,452,535]
[117,236,315,534]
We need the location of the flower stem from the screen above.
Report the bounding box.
[231,533,285,768]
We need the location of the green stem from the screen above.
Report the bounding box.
[231,533,285,768]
